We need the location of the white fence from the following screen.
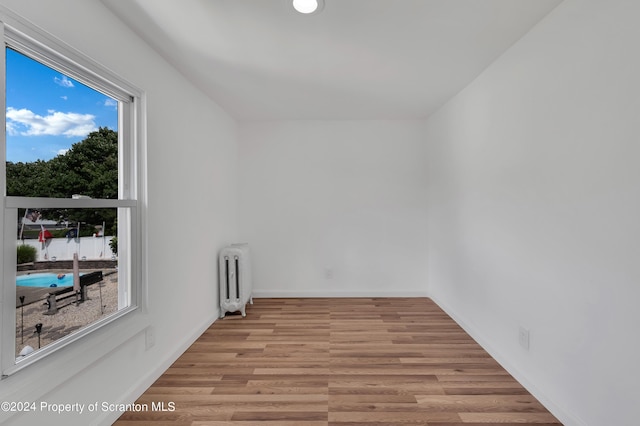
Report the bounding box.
[18,236,115,262]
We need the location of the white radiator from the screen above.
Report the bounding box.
[219,243,253,318]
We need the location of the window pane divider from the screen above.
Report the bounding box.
[5,197,136,209]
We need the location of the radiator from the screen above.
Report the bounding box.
[219,243,253,318]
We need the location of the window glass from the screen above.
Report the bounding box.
[15,207,125,357]
[5,48,118,198]
[3,35,139,372]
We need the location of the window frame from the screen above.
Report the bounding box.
[0,13,146,376]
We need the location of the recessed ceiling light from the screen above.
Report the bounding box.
[292,0,324,15]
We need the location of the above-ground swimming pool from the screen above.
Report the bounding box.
[16,273,79,288]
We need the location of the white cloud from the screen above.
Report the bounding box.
[6,121,17,136]
[57,148,69,156]
[6,107,97,137]
[54,75,74,88]
[61,96,68,101]
[104,99,117,109]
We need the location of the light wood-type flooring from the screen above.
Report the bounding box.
[115,298,561,425]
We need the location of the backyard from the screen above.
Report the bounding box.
[15,269,118,358]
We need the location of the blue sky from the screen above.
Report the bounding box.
[5,48,118,163]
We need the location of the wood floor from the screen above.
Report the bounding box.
[115,298,561,425]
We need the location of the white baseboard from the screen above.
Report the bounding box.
[429,294,585,426]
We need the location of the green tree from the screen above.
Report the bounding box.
[6,160,52,197]
[109,236,118,256]
[7,127,118,235]
[49,127,119,199]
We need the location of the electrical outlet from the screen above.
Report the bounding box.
[145,326,155,350]
[518,326,530,350]
[324,268,334,279]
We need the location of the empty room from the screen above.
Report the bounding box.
[0,0,638,425]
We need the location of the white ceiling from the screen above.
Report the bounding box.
[102,0,562,121]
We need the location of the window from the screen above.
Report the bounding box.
[1,15,145,375]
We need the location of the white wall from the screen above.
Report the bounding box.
[239,121,429,297]
[0,1,238,424]
[2,0,636,424]
[425,0,640,424]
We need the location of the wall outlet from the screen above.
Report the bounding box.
[145,326,155,350]
[324,268,334,279]
[518,326,530,350]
